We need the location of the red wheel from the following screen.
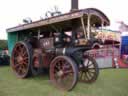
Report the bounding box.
[79,55,99,83]
[50,56,78,91]
[11,41,32,78]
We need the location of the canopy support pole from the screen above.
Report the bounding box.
[87,14,91,39]
[81,16,87,39]
[38,29,41,40]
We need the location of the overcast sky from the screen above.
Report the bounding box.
[0,0,128,39]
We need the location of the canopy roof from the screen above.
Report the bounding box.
[7,8,110,33]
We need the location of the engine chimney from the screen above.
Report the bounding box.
[71,0,78,11]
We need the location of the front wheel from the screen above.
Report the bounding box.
[79,55,99,83]
[50,56,78,91]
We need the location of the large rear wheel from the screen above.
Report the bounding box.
[50,56,78,91]
[11,41,32,78]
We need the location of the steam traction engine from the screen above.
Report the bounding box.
[7,0,110,91]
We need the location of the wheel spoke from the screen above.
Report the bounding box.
[86,72,91,80]
[23,57,28,61]
[87,71,92,78]
[87,63,94,67]
[88,70,96,73]
[22,60,28,65]
[13,64,20,68]
[64,70,73,74]
[20,47,25,54]
[79,71,83,79]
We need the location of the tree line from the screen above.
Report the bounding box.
[0,40,8,50]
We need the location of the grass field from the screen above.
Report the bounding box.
[0,66,128,96]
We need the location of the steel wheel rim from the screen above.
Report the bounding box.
[11,42,31,78]
[50,56,77,91]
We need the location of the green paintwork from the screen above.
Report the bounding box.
[7,32,18,56]
[7,31,31,56]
